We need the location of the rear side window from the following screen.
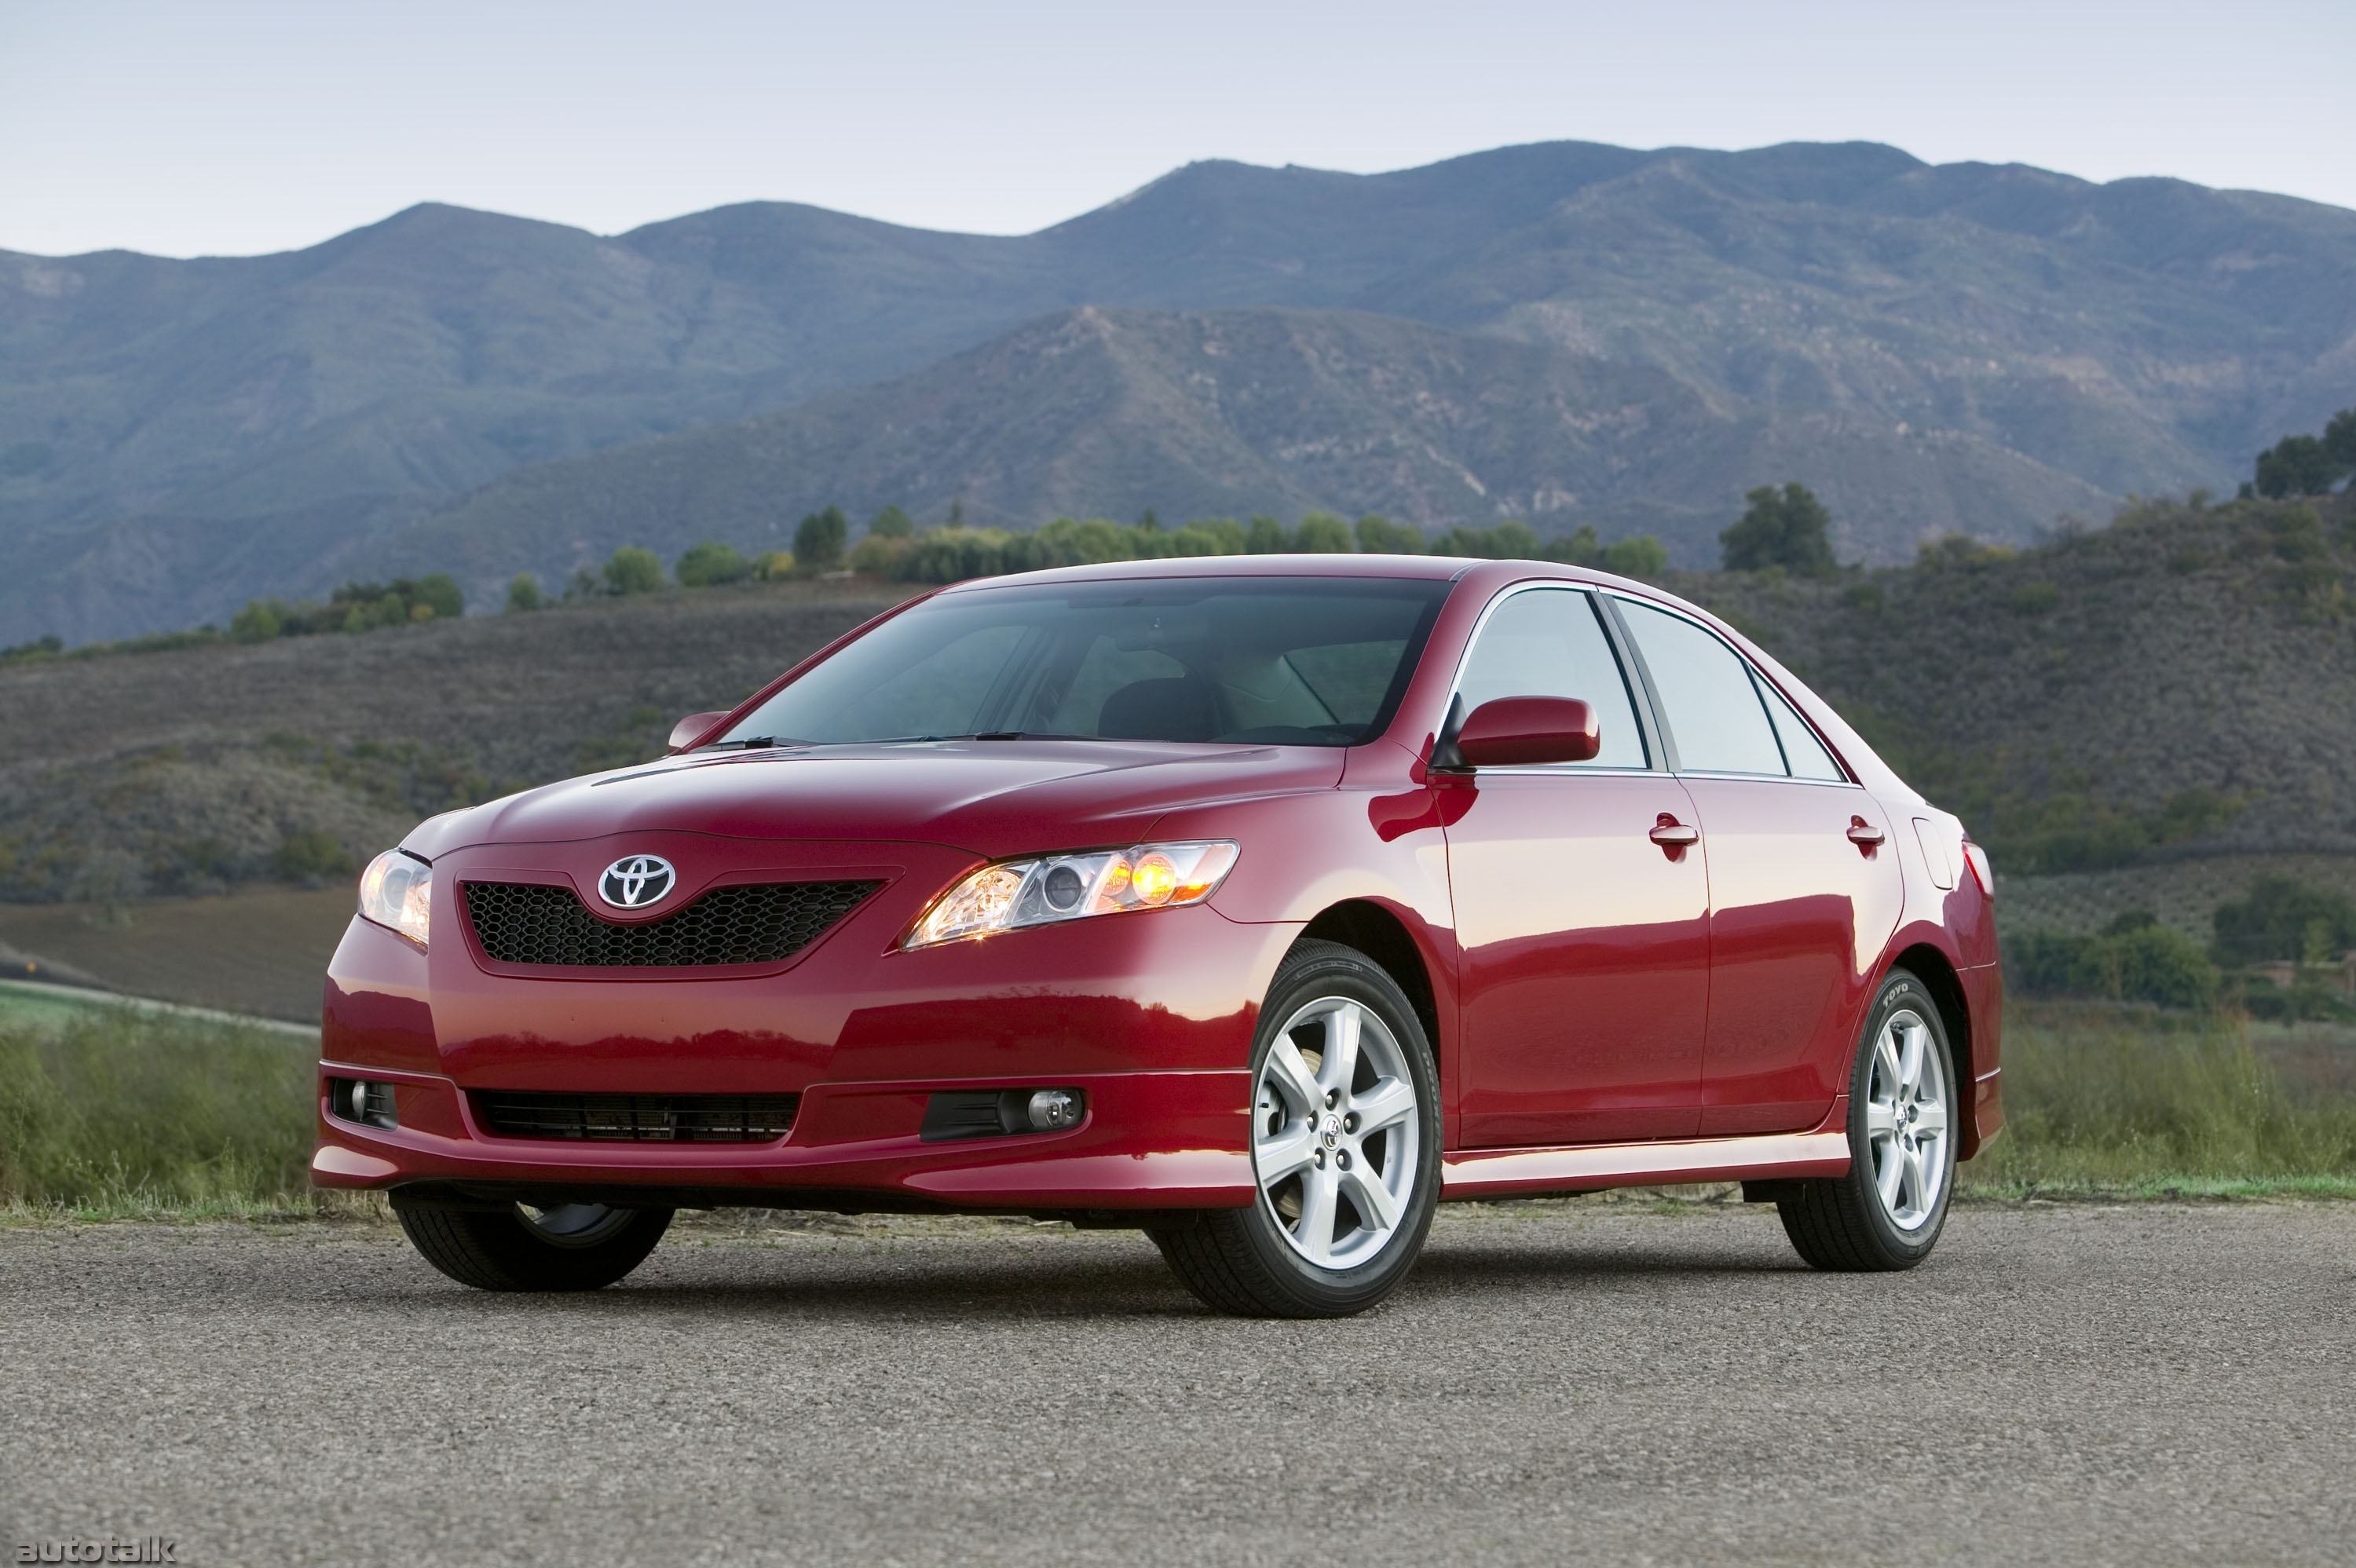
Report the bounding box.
[1757,676,1846,781]
[1454,588,1648,768]
[1615,600,1784,775]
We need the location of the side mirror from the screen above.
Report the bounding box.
[667,711,731,754]
[1454,696,1600,767]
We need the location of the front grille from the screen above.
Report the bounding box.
[462,879,879,967]
[474,1091,801,1142]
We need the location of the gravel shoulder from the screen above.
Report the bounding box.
[4,1199,2351,1567]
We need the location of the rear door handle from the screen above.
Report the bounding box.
[1649,818,1700,847]
[1846,817,1886,847]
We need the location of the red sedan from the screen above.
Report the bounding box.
[316,555,2001,1316]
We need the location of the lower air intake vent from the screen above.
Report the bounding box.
[463,879,879,967]
[474,1091,800,1142]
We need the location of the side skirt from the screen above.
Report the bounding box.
[1440,1105,1849,1201]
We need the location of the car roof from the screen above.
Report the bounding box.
[935,553,1481,592]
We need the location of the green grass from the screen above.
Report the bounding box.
[0,1004,328,1216]
[2,995,2350,1225]
[1960,1001,2356,1197]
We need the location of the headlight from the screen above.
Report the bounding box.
[905,840,1239,949]
[358,849,432,949]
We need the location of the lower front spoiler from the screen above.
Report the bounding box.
[313,1066,1257,1214]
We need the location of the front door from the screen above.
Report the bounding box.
[1443,587,1710,1147]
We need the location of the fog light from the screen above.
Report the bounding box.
[1026,1087,1085,1131]
[330,1077,398,1131]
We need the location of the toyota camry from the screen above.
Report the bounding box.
[315,554,2001,1316]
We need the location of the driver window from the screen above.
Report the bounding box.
[1455,589,1648,768]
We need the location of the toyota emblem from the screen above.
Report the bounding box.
[598,854,676,909]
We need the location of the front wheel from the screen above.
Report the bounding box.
[1150,940,1441,1318]
[393,1198,673,1291]
[1777,969,1957,1271]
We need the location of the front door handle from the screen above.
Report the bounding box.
[1846,817,1886,848]
[1649,817,1700,848]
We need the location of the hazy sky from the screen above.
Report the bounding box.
[4,0,2351,258]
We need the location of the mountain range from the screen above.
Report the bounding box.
[5,139,2354,641]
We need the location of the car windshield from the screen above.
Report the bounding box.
[719,576,1454,748]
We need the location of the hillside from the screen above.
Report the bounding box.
[5,140,2354,640]
[1672,492,2356,871]
[364,305,2111,603]
[3,492,2349,897]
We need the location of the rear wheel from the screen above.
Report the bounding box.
[393,1197,673,1291]
[1150,940,1440,1318]
[1777,970,1956,1271]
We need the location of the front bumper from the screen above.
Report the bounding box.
[316,838,1291,1212]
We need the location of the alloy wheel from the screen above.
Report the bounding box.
[1864,1007,1950,1231]
[1251,995,1422,1269]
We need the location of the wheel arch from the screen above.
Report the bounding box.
[1886,941,1981,1159]
[1298,900,1443,1065]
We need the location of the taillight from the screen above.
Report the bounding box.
[1960,841,1993,897]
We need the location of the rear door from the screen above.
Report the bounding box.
[1611,598,1903,1136]
[1442,587,1710,1147]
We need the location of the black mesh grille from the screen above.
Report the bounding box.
[462,879,878,967]
[474,1091,800,1142]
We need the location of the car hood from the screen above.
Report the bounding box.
[404,740,1346,861]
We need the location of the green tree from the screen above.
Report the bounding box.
[414,574,464,620]
[229,601,282,642]
[1429,520,1541,559]
[2254,434,2339,499]
[1246,515,1292,554]
[2213,875,2356,965]
[505,574,545,612]
[1602,535,1669,577]
[1723,483,1838,575]
[602,546,664,596]
[675,541,752,587]
[2324,408,2356,473]
[1354,514,1423,554]
[1294,513,1355,553]
[794,507,848,573]
[867,505,915,539]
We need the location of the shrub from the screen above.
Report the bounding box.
[867,505,915,539]
[602,546,664,596]
[794,507,848,573]
[752,550,796,580]
[675,540,752,587]
[271,829,353,881]
[505,573,545,612]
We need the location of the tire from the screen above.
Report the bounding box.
[1777,969,1958,1271]
[393,1198,673,1292]
[1150,939,1441,1318]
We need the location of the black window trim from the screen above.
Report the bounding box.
[1598,590,1860,788]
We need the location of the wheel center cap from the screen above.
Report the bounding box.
[1320,1113,1342,1149]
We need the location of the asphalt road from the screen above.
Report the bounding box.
[5,1199,2352,1567]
